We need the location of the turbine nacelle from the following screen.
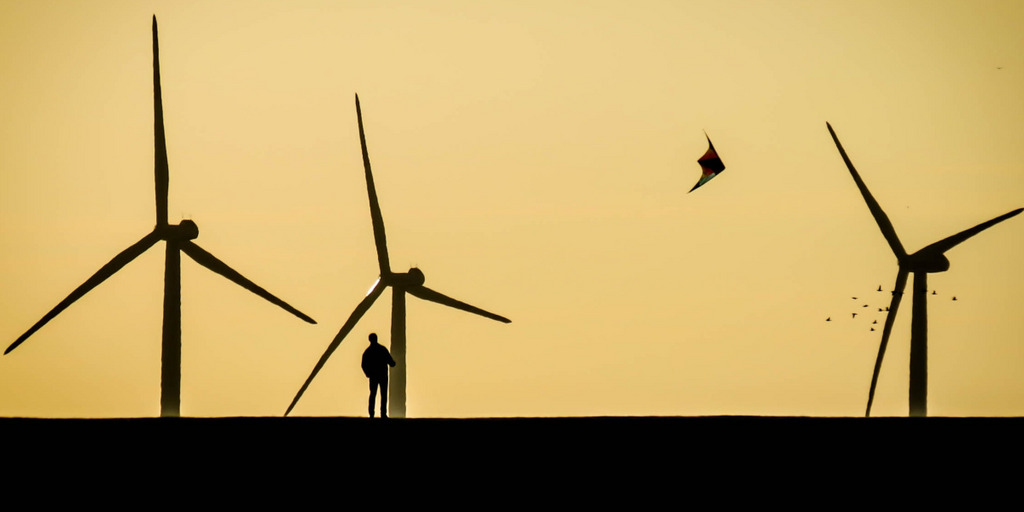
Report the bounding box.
[387,267,425,288]
[902,250,950,273]
[158,220,199,241]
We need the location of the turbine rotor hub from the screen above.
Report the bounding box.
[408,267,425,286]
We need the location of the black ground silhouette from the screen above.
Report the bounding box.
[3,415,1019,491]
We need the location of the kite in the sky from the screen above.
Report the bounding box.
[689,132,725,192]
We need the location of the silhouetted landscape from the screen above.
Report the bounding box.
[5,7,1024,434]
[4,415,1021,493]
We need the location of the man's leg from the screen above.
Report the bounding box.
[368,379,378,418]
[380,374,389,419]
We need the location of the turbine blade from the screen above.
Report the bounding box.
[6,231,161,354]
[153,16,169,227]
[865,268,909,417]
[284,279,386,415]
[408,285,511,323]
[355,94,390,274]
[919,208,1023,256]
[180,241,316,324]
[826,123,906,259]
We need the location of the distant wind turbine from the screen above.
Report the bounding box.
[4,17,317,417]
[826,122,1022,417]
[285,94,510,418]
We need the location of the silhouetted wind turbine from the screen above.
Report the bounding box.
[4,17,317,417]
[285,94,510,418]
[827,122,1022,417]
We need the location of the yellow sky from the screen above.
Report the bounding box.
[1,0,1023,417]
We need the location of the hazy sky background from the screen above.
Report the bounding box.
[2,1,1022,418]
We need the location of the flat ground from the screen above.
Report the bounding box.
[4,416,1018,493]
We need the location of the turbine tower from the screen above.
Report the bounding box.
[827,122,1022,417]
[5,17,317,417]
[285,94,510,418]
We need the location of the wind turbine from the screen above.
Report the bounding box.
[826,122,1022,417]
[285,94,510,418]
[4,17,317,417]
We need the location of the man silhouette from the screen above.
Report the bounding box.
[361,332,396,418]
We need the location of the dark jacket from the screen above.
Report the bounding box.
[362,343,396,379]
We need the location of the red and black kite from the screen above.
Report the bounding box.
[689,133,725,192]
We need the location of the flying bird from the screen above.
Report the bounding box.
[689,132,725,192]
[4,17,317,417]
[827,122,1022,417]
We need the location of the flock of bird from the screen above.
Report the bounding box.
[826,286,956,328]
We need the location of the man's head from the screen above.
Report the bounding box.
[369,333,378,344]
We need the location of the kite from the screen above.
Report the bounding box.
[689,133,725,192]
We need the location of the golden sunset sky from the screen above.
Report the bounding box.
[1,1,1022,417]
